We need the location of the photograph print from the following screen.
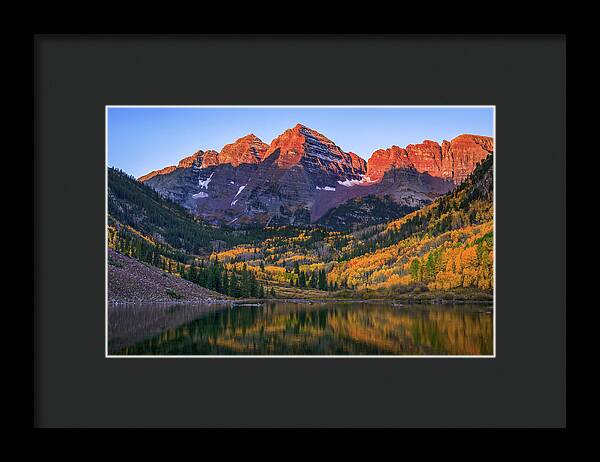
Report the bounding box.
[107,106,495,357]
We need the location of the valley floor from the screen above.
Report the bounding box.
[107,247,492,305]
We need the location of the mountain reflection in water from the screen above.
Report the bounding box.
[108,301,493,356]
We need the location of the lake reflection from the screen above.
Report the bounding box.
[108,301,493,356]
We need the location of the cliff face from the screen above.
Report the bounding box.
[442,134,494,184]
[200,150,220,168]
[366,134,493,184]
[175,149,220,169]
[218,134,269,167]
[139,126,493,228]
[367,145,409,182]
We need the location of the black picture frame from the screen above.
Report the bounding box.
[34,34,566,428]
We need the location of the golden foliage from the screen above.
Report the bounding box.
[328,221,493,292]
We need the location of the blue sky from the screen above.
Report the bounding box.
[108,107,494,178]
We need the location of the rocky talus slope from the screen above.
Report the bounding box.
[108,249,228,303]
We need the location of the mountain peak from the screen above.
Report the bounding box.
[288,123,321,136]
[284,123,335,143]
[219,133,269,166]
[177,150,204,168]
[263,124,365,179]
[136,127,493,229]
[452,133,488,141]
[237,133,263,143]
[450,133,494,151]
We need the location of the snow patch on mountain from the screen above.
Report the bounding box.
[198,172,214,189]
[316,186,336,191]
[192,192,208,199]
[337,175,375,187]
[230,185,247,207]
[233,185,246,199]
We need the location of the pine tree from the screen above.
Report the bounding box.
[222,271,229,295]
[229,272,239,297]
[210,263,221,293]
[249,273,258,298]
[318,269,327,291]
[298,271,306,288]
[313,271,318,289]
[188,265,198,284]
[409,258,420,281]
[240,270,249,297]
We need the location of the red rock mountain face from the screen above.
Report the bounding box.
[177,149,219,169]
[137,136,267,182]
[138,125,493,227]
[265,124,366,178]
[367,146,409,182]
[366,134,493,184]
[201,150,219,168]
[137,165,177,183]
[218,134,269,167]
[443,134,494,184]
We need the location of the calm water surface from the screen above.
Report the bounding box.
[108,301,493,356]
